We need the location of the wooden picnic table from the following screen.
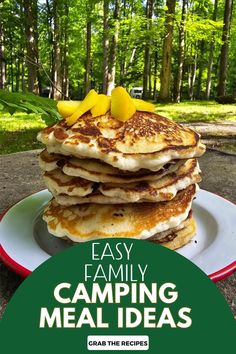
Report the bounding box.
[0,149,235,318]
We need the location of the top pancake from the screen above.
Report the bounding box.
[38,111,205,172]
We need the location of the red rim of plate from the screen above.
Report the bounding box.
[0,192,236,280]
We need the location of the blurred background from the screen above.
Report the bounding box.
[0,0,235,154]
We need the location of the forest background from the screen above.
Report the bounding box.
[0,0,235,154]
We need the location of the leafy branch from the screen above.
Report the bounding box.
[0,90,61,125]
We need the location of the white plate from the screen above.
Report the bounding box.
[0,189,236,280]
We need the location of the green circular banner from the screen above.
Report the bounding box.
[0,239,235,353]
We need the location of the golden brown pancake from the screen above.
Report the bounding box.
[62,157,186,183]
[147,211,196,250]
[159,216,196,250]
[37,112,206,171]
[57,213,196,251]
[99,159,201,202]
[49,159,200,204]
[147,211,192,242]
[43,184,197,242]
[38,149,68,171]
[43,168,94,197]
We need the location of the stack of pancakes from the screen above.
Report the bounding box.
[38,111,205,249]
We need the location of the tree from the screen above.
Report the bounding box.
[107,0,121,95]
[142,0,154,100]
[159,0,176,102]
[217,0,234,97]
[52,0,62,99]
[102,0,109,93]
[0,10,6,89]
[62,0,69,98]
[187,43,197,100]
[195,40,205,98]
[84,20,92,94]
[173,0,186,102]
[205,0,218,99]
[1,0,236,101]
[23,0,40,94]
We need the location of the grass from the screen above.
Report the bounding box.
[0,100,236,155]
[155,100,236,122]
[0,111,46,155]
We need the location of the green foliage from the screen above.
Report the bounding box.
[0,0,235,101]
[185,16,223,43]
[228,4,236,93]
[0,91,61,125]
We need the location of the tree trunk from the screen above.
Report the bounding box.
[143,0,154,100]
[196,40,205,99]
[23,0,40,94]
[205,0,218,99]
[0,16,6,89]
[102,0,109,93]
[107,0,121,95]
[217,0,234,97]
[173,0,186,103]
[159,0,176,102]
[21,54,26,92]
[15,55,20,92]
[119,0,126,86]
[129,47,136,64]
[19,1,25,92]
[148,56,152,98]
[84,20,92,95]
[188,47,197,100]
[45,0,53,98]
[153,50,158,100]
[52,0,62,100]
[9,34,14,92]
[62,0,69,98]
[119,56,126,86]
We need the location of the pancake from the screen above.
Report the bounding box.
[99,159,201,202]
[149,214,196,250]
[58,212,195,250]
[50,159,200,204]
[47,141,72,156]
[148,216,189,242]
[43,184,197,242]
[43,169,94,197]
[159,216,196,250]
[37,112,206,171]
[63,157,186,183]
[54,193,129,205]
[38,149,68,171]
